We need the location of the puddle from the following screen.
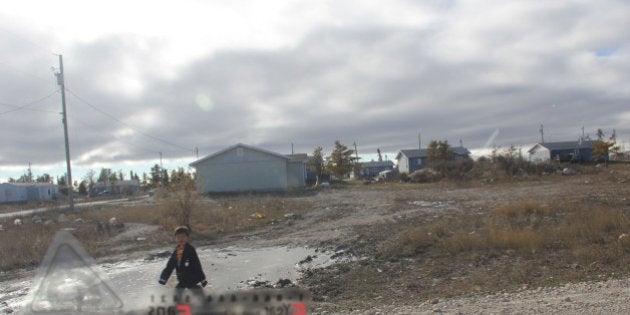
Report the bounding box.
[0,244,336,313]
[408,200,455,208]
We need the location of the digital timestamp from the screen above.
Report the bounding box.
[144,288,310,315]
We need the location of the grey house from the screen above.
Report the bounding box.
[527,140,603,163]
[190,143,306,193]
[395,147,471,174]
[90,179,140,196]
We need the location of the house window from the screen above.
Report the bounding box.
[417,158,422,165]
[237,148,244,156]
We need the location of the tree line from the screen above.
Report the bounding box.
[7,165,194,197]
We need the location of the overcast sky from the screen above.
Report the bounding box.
[1,0,629,182]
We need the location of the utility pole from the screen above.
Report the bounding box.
[55,55,74,212]
[540,124,544,143]
[159,152,163,170]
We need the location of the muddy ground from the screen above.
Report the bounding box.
[212,167,630,314]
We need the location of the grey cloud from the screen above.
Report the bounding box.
[1,1,629,172]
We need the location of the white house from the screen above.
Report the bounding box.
[190,143,307,193]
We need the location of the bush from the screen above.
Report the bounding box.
[408,168,441,183]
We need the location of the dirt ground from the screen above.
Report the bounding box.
[210,166,630,314]
[3,165,630,314]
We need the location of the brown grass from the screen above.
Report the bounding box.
[0,194,310,272]
[310,192,630,308]
[377,198,630,286]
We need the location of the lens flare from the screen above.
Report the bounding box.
[196,94,214,111]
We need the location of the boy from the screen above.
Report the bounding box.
[159,226,208,289]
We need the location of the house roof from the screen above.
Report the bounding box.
[395,147,471,160]
[190,143,290,167]
[0,182,57,187]
[396,149,428,159]
[527,140,597,153]
[93,180,140,187]
[287,153,309,162]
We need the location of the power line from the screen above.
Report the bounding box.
[0,60,56,84]
[67,114,163,154]
[0,26,55,55]
[66,88,195,153]
[0,90,59,116]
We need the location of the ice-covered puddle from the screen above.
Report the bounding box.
[0,244,335,314]
[408,200,455,207]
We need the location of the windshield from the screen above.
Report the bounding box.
[1,1,629,314]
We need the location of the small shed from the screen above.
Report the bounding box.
[190,143,306,193]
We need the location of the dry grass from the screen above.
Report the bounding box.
[376,197,630,289]
[0,194,310,272]
[380,201,630,257]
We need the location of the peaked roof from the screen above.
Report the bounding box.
[528,140,598,153]
[1,182,57,187]
[361,160,394,167]
[287,153,309,162]
[190,143,290,167]
[396,147,471,160]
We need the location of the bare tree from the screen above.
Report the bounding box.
[159,170,199,227]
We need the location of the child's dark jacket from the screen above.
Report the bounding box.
[159,243,206,288]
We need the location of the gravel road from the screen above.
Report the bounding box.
[353,277,630,314]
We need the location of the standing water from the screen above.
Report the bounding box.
[0,231,334,314]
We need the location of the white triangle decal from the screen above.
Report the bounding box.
[23,230,123,314]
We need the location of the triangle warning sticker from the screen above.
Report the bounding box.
[23,230,123,314]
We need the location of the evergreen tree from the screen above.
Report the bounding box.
[78,180,88,196]
[150,164,162,188]
[325,140,358,179]
[97,168,112,183]
[426,140,453,164]
[309,146,325,178]
[36,173,52,183]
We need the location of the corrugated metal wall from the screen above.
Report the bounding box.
[195,147,289,192]
[286,161,306,188]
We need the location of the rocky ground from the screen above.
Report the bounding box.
[215,167,630,314]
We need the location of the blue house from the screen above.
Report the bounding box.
[395,147,471,174]
[527,140,604,163]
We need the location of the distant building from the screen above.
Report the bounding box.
[90,179,140,196]
[190,143,306,193]
[0,182,59,203]
[358,161,394,178]
[395,147,471,174]
[527,140,603,163]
